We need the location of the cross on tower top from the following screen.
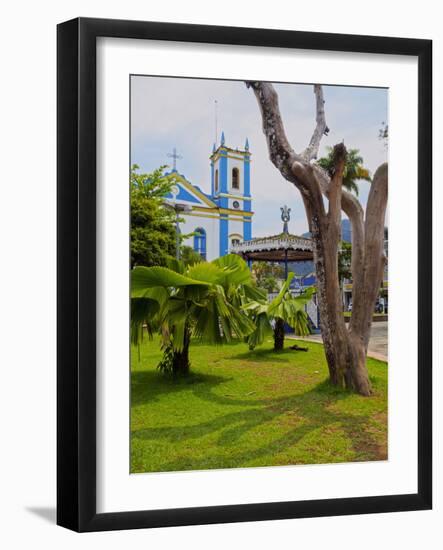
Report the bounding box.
[167,147,183,171]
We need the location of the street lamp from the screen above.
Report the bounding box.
[163,199,192,259]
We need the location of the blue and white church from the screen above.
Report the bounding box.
[164,132,253,261]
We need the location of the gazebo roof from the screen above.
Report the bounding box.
[230,232,313,262]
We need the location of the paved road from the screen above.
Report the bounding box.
[293,321,388,361]
[366,322,388,359]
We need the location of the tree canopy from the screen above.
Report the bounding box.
[251,262,284,292]
[130,164,177,268]
[317,147,371,196]
[180,245,204,267]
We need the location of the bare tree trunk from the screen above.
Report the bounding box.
[246,82,388,396]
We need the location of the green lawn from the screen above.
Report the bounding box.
[131,338,388,473]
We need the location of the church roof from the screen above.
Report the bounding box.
[163,170,217,208]
[210,144,250,160]
[209,132,251,161]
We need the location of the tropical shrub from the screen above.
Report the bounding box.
[131,255,262,375]
[244,273,313,351]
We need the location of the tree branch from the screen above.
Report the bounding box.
[245,81,298,180]
[365,163,388,247]
[327,143,347,226]
[350,164,388,339]
[302,85,330,161]
[313,163,366,294]
[339,189,366,291]
[291,161,327,219]
[246,81,326,214]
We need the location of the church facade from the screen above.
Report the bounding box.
[164,133,253,261]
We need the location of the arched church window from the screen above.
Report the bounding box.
[193,228,206,260]
[215,169,219,192]
[232,167,239,189]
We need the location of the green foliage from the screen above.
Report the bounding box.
[130,164,177,268]
[132,265,209,293]
[252,262,284,290]
[262,275,279,293]
[244,273,313,350]
[317,148,371,196]
[131,164,176,199]
[181,245,204,266]
[156,342,176,375]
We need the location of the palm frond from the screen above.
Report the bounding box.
[187,262,224,284]
[165,257,186,274]
[130,297,160,347]
[211,254,252,287]
[131,266,210,296]
[246,312,273,349]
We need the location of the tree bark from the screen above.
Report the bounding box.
[273,318,285,351]
[246,81,388,396]
[172,325,191,376]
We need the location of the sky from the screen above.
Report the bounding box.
[131,76,388,237]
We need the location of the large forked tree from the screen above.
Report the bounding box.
[246,82,387,396]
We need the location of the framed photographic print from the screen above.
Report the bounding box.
[57,17,432,532]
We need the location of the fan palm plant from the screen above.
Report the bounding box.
[244,273,314,351]
[131,254,261,376]
[317,147,371,196]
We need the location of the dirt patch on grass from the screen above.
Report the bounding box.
[350,416,388,461]
[353,439,387,461]
[372,411,388,425]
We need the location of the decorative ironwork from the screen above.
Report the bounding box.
[230,234,312,254]
[280,204,291,233]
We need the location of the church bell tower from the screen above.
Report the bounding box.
[210,132,252,256]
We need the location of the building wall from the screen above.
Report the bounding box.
[180,213,220,261]
[226,156,244,196]
[227,217,244,248]
[225,155,252,242]
[180,211,251,261]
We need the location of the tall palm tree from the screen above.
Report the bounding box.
[131,255,261,376]
[317,147,371,196]
[244,273,314,351]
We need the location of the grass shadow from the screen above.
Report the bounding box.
[132,379,385,471]
[131,370,231,407]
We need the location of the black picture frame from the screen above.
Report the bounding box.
[57,17,432,532]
